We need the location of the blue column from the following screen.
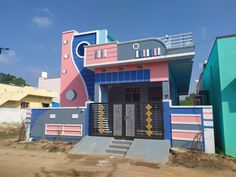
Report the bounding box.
[163,100,171,140]
[84,102,92,136]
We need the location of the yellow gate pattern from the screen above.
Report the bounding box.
[98,104,104,134]
[145,104,153,136]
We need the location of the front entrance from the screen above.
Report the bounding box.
[89,82,164,139]
[89,102,164,139]
[113,88,140,138]
[113,104,135,138]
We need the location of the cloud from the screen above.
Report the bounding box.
[0,50,16,64]
[32,16,53,28]
[35,8,54,17]
[41,8,51,14]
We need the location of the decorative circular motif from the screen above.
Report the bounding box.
[66,90,77,101]
[64,54,69,59]
[76,41,90,58]
[62,69,67,74]
[132,43,140,50]
[63,40,68,45]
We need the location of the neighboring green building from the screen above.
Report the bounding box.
[197,34,236,157]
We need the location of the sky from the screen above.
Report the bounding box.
[0,0,236,94]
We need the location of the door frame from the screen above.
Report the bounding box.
[113,103,136,140]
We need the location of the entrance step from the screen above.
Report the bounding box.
[106,148,127,156]
[109,144,130,150]
[106,139,133,157]
[111,140,133,145]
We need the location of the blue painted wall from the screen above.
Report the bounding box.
[30,107,87,142]
[163,101,206,151]
[72,33,96,100]
[95,69,150,84]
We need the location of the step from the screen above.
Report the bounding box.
[109,144,130,150]
[112,140,133,145]
[106,148,127,155]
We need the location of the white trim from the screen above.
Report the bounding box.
[172,129,201,133]
[98,84,102,102]
[84,52,195,68]
[64,54,69,59]
[133,43,140,50]
[63,40,68,45]
[171,105,212,108]
[171,114,201,117]
[135,50,139,58]
[203,120,214,127]
[146,49,150,57]
[163,99,213,109]
[62,69,67,74]
[73,30,99,36]
[96,30,100,44]
[105,30,108,43]
[49,114,56,118]
[157,47,161,55]
[85,41,117,48]
[75,41,90,58]
[172,137,202,141]
[203,128,215,153]
[118,37,167,46]
[62,30,78,34]
[203,114,213,118]
[203,109,213,113]
[72,114,79,119]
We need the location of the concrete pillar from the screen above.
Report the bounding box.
[162,81,170,100]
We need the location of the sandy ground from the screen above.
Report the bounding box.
[0,139,235,177]
[0,126,235,177]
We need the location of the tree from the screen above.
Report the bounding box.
[180,93,196,105]
[0,73,28,86]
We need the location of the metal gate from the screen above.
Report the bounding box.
[89,102,164,139]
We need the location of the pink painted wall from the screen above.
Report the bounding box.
[95,61,169,82]
[148,62,168,81]
[60,31,88,107]
[45,124,82,136]
[171,115,201,124]
[172,131,202,140]
[85,43,117,66]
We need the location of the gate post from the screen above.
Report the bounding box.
[163,100,171,140]
[84,101,93,136]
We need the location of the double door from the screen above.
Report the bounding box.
[113,104,135,138]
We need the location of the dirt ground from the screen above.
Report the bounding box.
[0,125,236,177]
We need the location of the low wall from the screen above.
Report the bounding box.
[163,100,215,153]
[0,108,27,124]
[29,106,87,142]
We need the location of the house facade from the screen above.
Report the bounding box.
[60,30,194,107]
[29,29,215,156]
[197,34,236,157]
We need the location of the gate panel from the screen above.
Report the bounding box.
[135,102,163,139]
[89,102,163,139]
[89,103,113,136]
[113,104,122,136]
[125,104,135,137]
